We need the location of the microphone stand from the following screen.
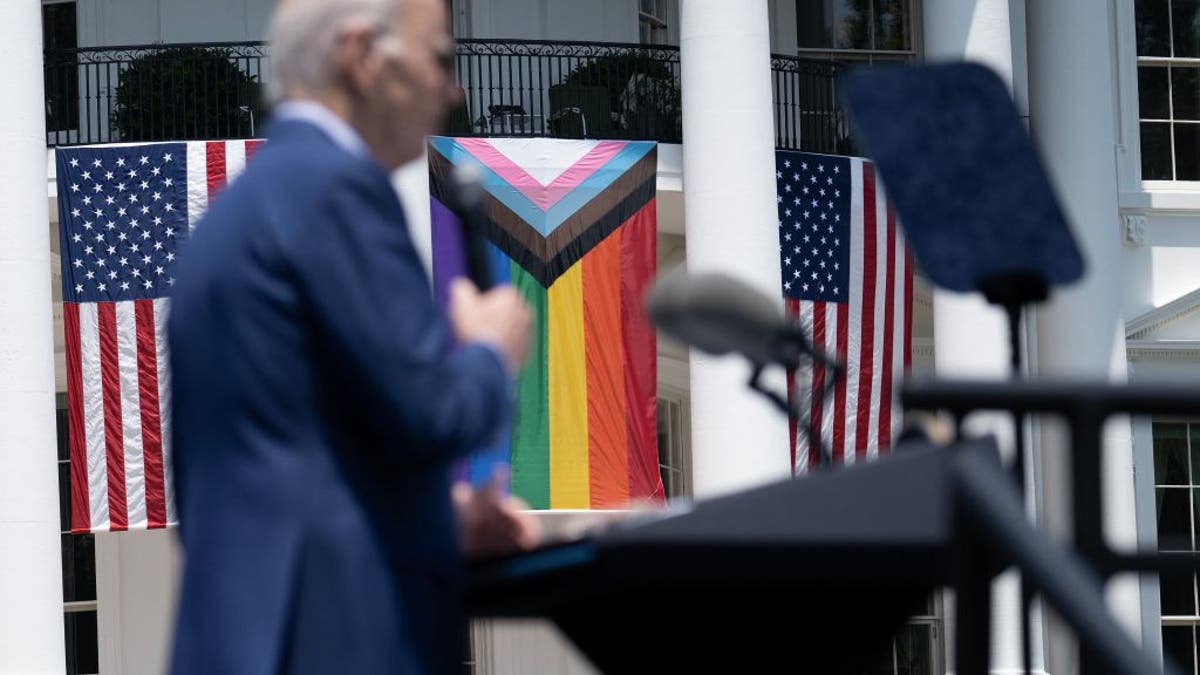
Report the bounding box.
[980,272,1047,675]
[745,326,845,471]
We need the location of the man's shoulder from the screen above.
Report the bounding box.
[246,130,370,187]
[211,129,389,226]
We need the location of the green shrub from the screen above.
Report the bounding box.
[111,46,263,141]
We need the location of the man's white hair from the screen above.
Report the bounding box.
[267,0,399,104]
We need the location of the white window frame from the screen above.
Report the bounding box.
[656,392,691,499]
[638,0,670,46]
[1151,419,1200,673]
[1115,0,1200,205]
[58,394,100,675]
[789,0,923,65]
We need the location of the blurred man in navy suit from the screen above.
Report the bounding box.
[167,0,536,672]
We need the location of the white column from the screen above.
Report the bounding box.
[392,152,433,282]
[679,0,791,498]
[0,3,67,674]
[1026,0,1144,671]
[923,0,1047,672]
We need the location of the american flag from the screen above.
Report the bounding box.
[777,150,913,474]
[56,140,261,533]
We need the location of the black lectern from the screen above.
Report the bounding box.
[468,436,1162,674]
[469,439,963,673]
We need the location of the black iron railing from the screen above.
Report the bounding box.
[770,54,856,155]
[43,41,269,146]
[44,39,852,153]
[448,39,683,143]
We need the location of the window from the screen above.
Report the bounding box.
[42,1,79,139]
[1154,422,1200,672]
[866,598,942,675]
[656,397,689,498]
[57,397,99,675]
[1135,0,1200,181]
[794,0,916,63]
[638,0,669,46]
[779,1,915,154]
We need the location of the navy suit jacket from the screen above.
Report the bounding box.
[167,119,511,675]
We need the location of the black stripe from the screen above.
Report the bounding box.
[479,174,654,287]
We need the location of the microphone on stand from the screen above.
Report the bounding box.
[444,162,494,292]
[645,269,843,469]
[645,269,839,372]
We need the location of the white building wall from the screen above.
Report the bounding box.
[76,0,656,46]
[96,531,183,675]
[77,0,275,46]
[461,0,641,43]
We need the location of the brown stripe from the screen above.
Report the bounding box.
[484,173,656,286]
[483,193,547,259]
[541,175,655,285]
[544,148,657,259]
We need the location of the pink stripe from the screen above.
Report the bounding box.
[98,303,128,531]
[454,138,627,211]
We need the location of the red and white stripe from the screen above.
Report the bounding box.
[186,140,264,232]
[67,138,262,532]
[790,159,913,474]
[67,299,172,531]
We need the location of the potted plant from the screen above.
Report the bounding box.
[550,51,680,141]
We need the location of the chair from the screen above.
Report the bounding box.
[486,104,534,135]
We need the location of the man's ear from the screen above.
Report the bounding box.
[332,23,378,97]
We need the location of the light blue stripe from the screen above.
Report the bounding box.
[541,141,654,234]
[428,137,655,238]
[429,137,547,232]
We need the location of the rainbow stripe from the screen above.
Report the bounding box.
[429,138,663,509]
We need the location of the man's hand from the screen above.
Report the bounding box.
[449,279,532,372]
[453,470,541,558]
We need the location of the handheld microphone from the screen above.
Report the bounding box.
[445,162,494,291]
